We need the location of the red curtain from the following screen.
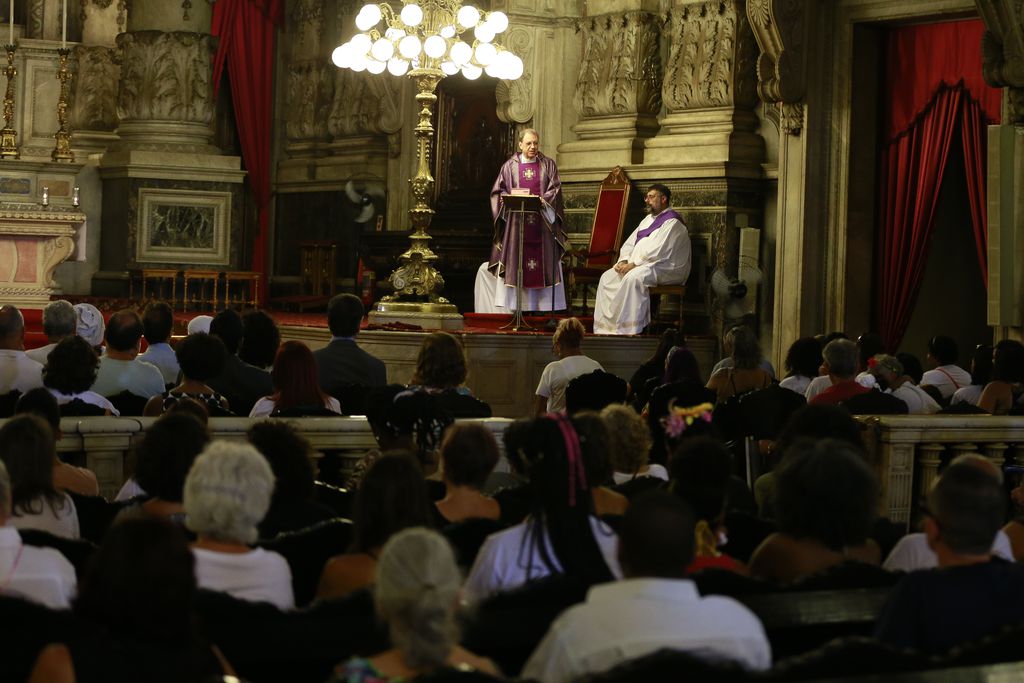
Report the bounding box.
[875,19,1001,352]
[211,0,284,302]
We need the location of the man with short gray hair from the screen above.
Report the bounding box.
[809,339,869,406]
[26,300,77,365]
[0,460,77,608]
[0,305,44,396]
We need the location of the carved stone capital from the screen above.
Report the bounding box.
[663,0,759,112]
[573,10,663,119]
[496,26,535,124]
[71,45,120,132]
[116,31,215,126]
[286,59,334,146]
[977,0,1024,88]
[746,0,811,105]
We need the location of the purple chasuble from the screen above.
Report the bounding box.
[635,209,682,243]
[516,161,545,288]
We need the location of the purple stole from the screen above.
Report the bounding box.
[636,209,681,243]
[516,160,544,288]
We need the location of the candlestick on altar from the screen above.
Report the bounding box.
[72,186,80,207]
[8,0,13,46]
[0,44,18,158]
[41,186,49,206]
[51,48,73,162]
[61,0,66,49]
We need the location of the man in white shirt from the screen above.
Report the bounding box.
[920,336,972,401]
[25,300,76,366]
[522,492,770,683]
[0,306,44,397]
[137,301,180,386]
[0,461,76,609]
[91,309,165,401]
[592,185,691,335]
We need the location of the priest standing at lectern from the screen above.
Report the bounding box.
[474,129,567,313]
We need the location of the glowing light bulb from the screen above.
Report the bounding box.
[487,11,508,33]
[398,35,422,59]
[387,57,410,76]
[424,35,447,59]
[507,54,524,80]
[366,59,387,74]
[350,33,372,55]
[474,41,496,66]
[457,5,480,28]
[474,23,495,43]
[440,25,456,39]
[356,5,382,31]
[440,60,459,75]
[449,40,472,65]
[331,43,353,68]
[400,3,423,27]
[462,64,482,80]
[371,38,395,61]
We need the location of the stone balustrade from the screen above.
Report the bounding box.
[38,416,514,500]
[858,415,1024,529]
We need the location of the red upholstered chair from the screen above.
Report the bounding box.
[567,166,631,314]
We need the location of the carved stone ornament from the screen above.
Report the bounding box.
[28,0,43,38]
[746,0,810,105]
[286,59,333,142]
[71,45,120,131]
[495,26,534,124]
[291,0,325,55]
[573,10,663,118]
[662,0,759,112]
[116,31,215,125]
[779,101,803,134]
[976,0,1024,87]
[326,67,403,138]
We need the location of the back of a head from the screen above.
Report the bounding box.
[664,345,702,384]
[327,293,364,338]
[777,404,864,455]
[248,420,315,503]
[239,309,281,369]
[183,441,275,544]
[74,303,105,349]
[186,314,212,336]
[896,352,925,384]
[993,339,1024,383]
[618,491,695,579]
[42,300,76,339]
[135,412,210,502]
[565,370,627,414]
[271,340,323,408]
[774,438,878,551]
[785,336,824,378]
[385,389,454,463]
[15,387,61,435]
[970,344,994,386]
[352,452,433,552]
[42,336,99,395]
[75,517,195,643]
[668,436,732,524]
[600,404,652,475]
[728,326,762,370]
[105,309,144,352]
[928,461,1006,556]
[175,332,227,382]
[823,338,858,379]
[646,328,679,366]
[142,302,174,344]
[0,460,10,515]
[0,414,59,514]
[375,527,462,671]
[554,317,586,350]
[209,309,243,355]
[439,422,499,490]
[928,335,959,366]
[365,384,407,431]
[0,305,24,345]
[412,332,467,389]
[856,333,885,367]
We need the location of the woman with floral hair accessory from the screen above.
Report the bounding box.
[463,413,621,603]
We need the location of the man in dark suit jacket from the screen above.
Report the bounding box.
[206,309,274,417]
[314,295,386,409]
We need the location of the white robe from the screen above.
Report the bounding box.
[592,212,691,335]
[474,261,567,313]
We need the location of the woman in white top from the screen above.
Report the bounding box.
[535,318,603,415]
[778,337,823,397]
[43,336,118,416]
[184,441,294,610]
[463,413,621,603]
[250,341,341,417]
[0,414,79,539]
[951,344,992,408]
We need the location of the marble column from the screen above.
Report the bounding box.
[976,0,1024,341]
[95,0,245,295]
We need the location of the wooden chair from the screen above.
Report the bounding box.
[567,166,632,314]
[648,283,687,331]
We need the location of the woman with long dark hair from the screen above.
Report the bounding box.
[463,413,620,603]
[250,340,341,417]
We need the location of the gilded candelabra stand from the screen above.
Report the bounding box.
[0,44,18,159]
[51,48,74,162]
[376,66,457,314]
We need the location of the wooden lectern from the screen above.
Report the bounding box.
[499,193,543,331]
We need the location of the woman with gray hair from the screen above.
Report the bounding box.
[184,441,294,609]
[331,527,497,681]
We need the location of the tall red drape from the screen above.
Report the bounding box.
[211,0,284,302]
[875,19,1001,352]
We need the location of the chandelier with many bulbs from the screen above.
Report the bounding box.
[332,2,524,81]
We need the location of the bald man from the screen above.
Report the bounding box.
[0,305,44,396]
